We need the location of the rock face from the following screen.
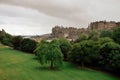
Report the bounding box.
[52,21,120,40]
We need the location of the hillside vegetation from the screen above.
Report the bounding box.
[0,45,119,80]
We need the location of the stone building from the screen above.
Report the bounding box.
[88,21,120,31]
[52,26,88,40]
[52,21,120,40]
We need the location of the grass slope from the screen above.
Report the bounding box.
[0,45,119,80]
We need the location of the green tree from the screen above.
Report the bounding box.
[0,29,6,41]
[99,42,120,72]
[98,37,113,45]
[88,30,99,41]
[58,38,72,60]
[1,37,12,46]
[12,36,23,50]
[21,38,37,53]
[36,40,63,69]
[75,34,88,43]
[0,29,13,46]
[70,40,100,67]
[112,27,120,44]
[100,30,113,38]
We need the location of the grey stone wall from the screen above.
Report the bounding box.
[52,21,120,39]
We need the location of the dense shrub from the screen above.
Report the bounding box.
[75,34,88,43]
[98,37,113,45]
[0,30,13,46]
[58,38,72,60]
[99,42,120,73]
[12,36,23,50]
[20,38,37,53]
[69,40,100,67]
[1,37,12,46]
[100,30,113,38]
[112,27,120,44]
[88,30,99,41]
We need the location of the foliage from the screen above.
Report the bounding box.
[98,37,113,45]
[0,30,13,46]
[0,45,119,80]
[20,38,37,53]
[0,29,6,41]
[58,38,72,60]
[88,30,99,41]
[36,39,63,69]
[12,36,23,50]
[112,27,120,44]
[1,37,12,46]
[100,30,113,38]
[75,34,88,43]
[99,42,120,72]
[69,40,100,67]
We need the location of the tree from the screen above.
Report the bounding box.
[21,38,37,53]
[12,36,23,50]
[100,30,113,38]
[69,40,100,67]
[75,34,88,43]
[98,37,113,45]
[88,30,99,41]
[0,29,13,46]
[35,39,63,69]
[112,27,120,44]
[58,38,72,60]
[99,42,120,72]
[0,29,6,41]
[1,37,12,46]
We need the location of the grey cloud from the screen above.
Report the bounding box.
[0,0,91,26]
[1,0,120,26]
[0,0,120,35]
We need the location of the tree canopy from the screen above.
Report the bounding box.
[58,38,72,60]
[21,38,37,53]
[36,40,63,69]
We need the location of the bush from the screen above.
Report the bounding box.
[58,38,72,60]
[69,40,100,67]
[100,30,113,38]
[88,30,99,41]
[99,42,120,73]
[112,27,120,44]
[0,30,13,46]
[12,36,23,50]
[75,34,88,43]
[1,37,12,46]
[21,38,37,53]
[98,37,113,45]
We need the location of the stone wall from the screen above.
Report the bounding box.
[52,26,88,40]
[88,21,120,31]
[52,21,120,40]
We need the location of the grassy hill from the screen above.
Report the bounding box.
[0,45,119,80]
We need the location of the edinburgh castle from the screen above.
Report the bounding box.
[52,21,120,40]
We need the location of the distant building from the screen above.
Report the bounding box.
[22,21,120,42]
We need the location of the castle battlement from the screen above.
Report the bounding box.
[52,21,120,39]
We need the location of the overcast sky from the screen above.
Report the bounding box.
[0,0,120,35]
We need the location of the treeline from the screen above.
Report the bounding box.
[0,29,37,53]
[35,27,120,74]
[0,28,120,74]
[70,28,120,75]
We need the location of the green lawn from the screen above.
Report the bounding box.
[0,45,119,80]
